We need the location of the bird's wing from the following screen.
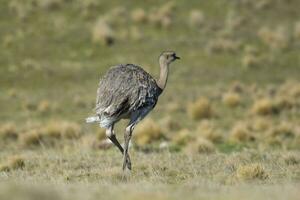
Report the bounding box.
[95,64,160,118]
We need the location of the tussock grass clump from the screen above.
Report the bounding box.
[42,122,62,139]
[229,81,244,93]
[236,163,268,181]
[278,80,300,99]
[242,53,262,69]
[196,120,223,143]
[206,38,240,54]
[93,139,113,150]
[134,119,164,146]
[0,155,25,172]
[189,10,205,28]
[82,134,112,150]
[110,6,127,18]
[257,26,290,50]
[283,153,300,165]
[166,102,181,113]
[274,95,295,110]
[23,100,38,111]
[37,100,51,114]
[8,89,18,98]
[148,2,175,29]
[8,0,33,20]
[0,123,18,140]
[96,129,106,141]
[160,116,181,132]
[60,122,82,139]
[230,122,255,143]
[185,137,215,154]
[267,122,294,138]
[19,121,82,147]
[187,97,214,120]
[92,18,115,46]
[252,117,272,132]
[250,98,277,115]
[225,10,244,31]
[172,129,193,146]
[131,8,147,23]
[20,130,42,147]
[222,92,241,107]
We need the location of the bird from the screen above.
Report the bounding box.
[86,51,180,170]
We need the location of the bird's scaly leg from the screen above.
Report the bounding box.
[123,125,133,170]
[106,125,124,154]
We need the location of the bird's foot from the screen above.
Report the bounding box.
[122,153,131,171]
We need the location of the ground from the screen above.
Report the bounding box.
[0,0,300,199]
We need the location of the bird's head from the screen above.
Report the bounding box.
[159,51,180,66]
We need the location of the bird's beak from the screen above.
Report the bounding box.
[174,55,180,60]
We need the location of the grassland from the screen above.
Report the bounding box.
[0,0,300,199]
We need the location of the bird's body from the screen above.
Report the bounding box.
[86,51,180,171]
[95,64,162,128]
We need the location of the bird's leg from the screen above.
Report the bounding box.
[123,125,133,170]
[106,125,123,154]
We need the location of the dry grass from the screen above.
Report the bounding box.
[148,2,175,29]
[160,116,181,132]
[0,123,18,140]
[19,129,42,147]
[18,121,82,148]
[257,26,290,50]
[230,122,255,143]
[187,97,214,120]
[251,117,272,132]
[1,1,300,199]
[222,92,241,107]
[283,152,300,165]
[251,98,276,115]
[37,100,51,114]
[189,10,205,28]
[60,122,82,139]
[134,118,164,146]
[184,137,215,154]
[22,100,38,112]
[131,8,147,23]
[7,88,18,98]
[172,129,193,146]
[92,18,115,46]
[229,81,244,93]
[0,155,25,172]
[206,38,241,54]
[196,120,223,143]
[242,53,262,69]
[236,163,268,181]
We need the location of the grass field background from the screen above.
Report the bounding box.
[0,0,300,199]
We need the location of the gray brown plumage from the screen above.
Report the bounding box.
[86,51,180,171]
[95,64,162,128]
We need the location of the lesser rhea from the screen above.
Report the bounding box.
[86,51,180,170]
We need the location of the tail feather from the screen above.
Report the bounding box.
[85,116,100,123]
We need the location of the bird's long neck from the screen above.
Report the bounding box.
[157,60,169,91]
